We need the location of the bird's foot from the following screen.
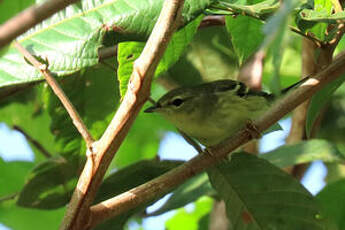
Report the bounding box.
[245,120,261,139]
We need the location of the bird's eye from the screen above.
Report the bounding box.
[171,98,184,107]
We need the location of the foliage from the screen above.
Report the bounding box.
[0,0,345,229]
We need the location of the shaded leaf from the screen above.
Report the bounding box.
[262,0,297,95]
[16,155,81,209]
[113,109,174,168]
[0,85,56,162]
[306,73,345,137]
[317,179,345,229]
[261,139,345,168]
[94,160,182,229]
[208,152,326,230]
[96,160,182,202]
[149,173,215,216]
[0,158,33,197]
[185,26,237,82]
[0,200,65,230]
[225,15,264,65]
[43,64,119,157]
[117,16,203,96]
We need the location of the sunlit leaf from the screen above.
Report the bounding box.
[0,0,214,89]
[209,0,279,19]
[165,197,213,230]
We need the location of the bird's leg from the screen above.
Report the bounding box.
[245,120,261,139]
[178,130,204,154]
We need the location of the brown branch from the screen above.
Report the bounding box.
[199,15,225,28]
[0,0,79,49]
[59,1,185,229]
[13,125,52,158]
[98,46,118,61]
[88,51,345,227]
[13,41,94,150]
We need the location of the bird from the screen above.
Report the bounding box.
[144,78,308,147]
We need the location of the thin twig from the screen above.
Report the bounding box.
[289,26,323,47]
[88,51,345,227]
[13,125,52,158]
[148,97,156,105]
[59,1,185,229]
[13,41,94,150]
[0,193,18,202]
[0,0,79,49]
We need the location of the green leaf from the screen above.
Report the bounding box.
[316,179,345,229]
[96,160,182,202]
[165,197,213,230]
[0,0,215,89]
[260,139,345,168]
[0,0,35,24]
[262,0,296,95]
[20,65,120,209]
[113,109,174,168]
[117,16,203,97]
[117,42,145,97]
[306,74,345,137]
[299,9,345,23]
[211,0,280,19]
[296,0,334,41]
[16,155,81,209]
[43,64,120,157]
[225,15,264,65]
[0,85,56,162]
[183,26,237,82]
[149,173,215,216]
[208,153,326,229]
[94,160,182,229]
[0,201,65,230]
[0,158,34,197]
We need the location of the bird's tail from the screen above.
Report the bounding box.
[281,75,310,95]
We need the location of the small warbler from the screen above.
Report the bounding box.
[144,78,307,147]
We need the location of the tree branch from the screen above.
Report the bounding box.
[88,51,345,227]
[13,41,94,150]
[0,0,79,49]
[13,125,52,158]
[289,26,323,47]
[59,1,185,229]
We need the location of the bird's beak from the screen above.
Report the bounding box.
[144,104,160,113]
